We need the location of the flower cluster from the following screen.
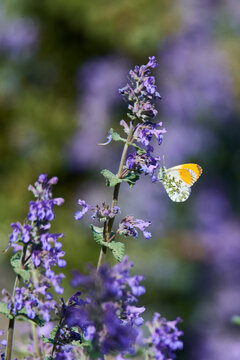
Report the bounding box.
[117,58,166,185]
[119,56,161,122]
[3,174,66,324]
[59,257,146,358]
[75,200,120,222]
[126,149,160,182]
[118,216,151,239]
[146,313,183,360]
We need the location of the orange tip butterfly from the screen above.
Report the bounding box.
[158,163,203,202]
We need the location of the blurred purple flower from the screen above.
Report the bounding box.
[146,312,183,360]
[65,257,145,357]
[67,56,129,170]
[159,28,234,123]
[0,4,38,58]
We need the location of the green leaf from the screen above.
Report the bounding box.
[131,143,146,154]
[110,128,126,142]
[16,309,45,327]
[90,225,104,245]
[232,316,240,326]
[49,326,58,339]
[107,241,125,262]
[0,301,13,319]
[90,226,124,262]
[10,252,30,282]
[101,169,122,187]
[121,171,140,187]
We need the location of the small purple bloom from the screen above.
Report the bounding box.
[118,216,151,240]
[75,200,93,220]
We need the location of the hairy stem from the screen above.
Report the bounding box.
[32,323,42,359]
[31,266,43,359]
[6,245,28,360]
[97,122,134,270]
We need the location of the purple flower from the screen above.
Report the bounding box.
[4,174,66,323]
[75,200,120,222]
[66,257,145,357]
[134,122,166,147]
[119,56,161,122]
[67,56,129,171]
[146,313,183,360]
[126,151,160,182]
[74,200,93,220]
[118,216,151,240]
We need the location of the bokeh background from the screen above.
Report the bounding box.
[0,0,240,359]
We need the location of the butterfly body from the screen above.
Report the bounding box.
[158,163,202,202]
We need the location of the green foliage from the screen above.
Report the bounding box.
[10,252,30,283]
[42,326,58,344]
[121,171,140,187]
[109,128,126,143]
[16,309,45,327]
[0,301,13,319]
[101,169,122,187]
[90,225,125,262]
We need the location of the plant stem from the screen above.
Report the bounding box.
[31,266,42,359]
[6,245,27,360]
[32,323,41,359]
[96,122,134,270]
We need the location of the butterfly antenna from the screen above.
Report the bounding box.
[162,154,166,167]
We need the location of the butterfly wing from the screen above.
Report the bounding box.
[161,168,192,202]
[159,164,202,202]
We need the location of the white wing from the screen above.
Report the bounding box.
[161,169,191,202]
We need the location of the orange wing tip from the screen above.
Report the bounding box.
[181,163,203,179]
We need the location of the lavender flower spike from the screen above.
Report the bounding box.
[119,56,161,122]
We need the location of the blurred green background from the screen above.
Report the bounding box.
[0,0,240,358]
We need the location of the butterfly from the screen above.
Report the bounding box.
[158,163,202,202]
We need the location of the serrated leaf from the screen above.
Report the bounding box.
[90,226,124,262]
[16,309,45,327]
[101,169,122,187]
[0,301,13,319]
[110,128,126,143]
[90,225,104,245]
[107,241,125,262]
[10,252,30,282]
[121,171,140,187]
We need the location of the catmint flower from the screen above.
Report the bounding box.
[63,257,145,357]
[134,122,166,147]
[146,313,183,360]
[74,200,93,220]
[119,56,161,122]
[4,174,66,324]
[118,216,152,239]
[126,151,160,182]
[75,200,120,222]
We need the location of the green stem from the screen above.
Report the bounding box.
[6,244,28,360]
[32,323,41,359]
[96,121,135,270]
[31,266,43,359]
